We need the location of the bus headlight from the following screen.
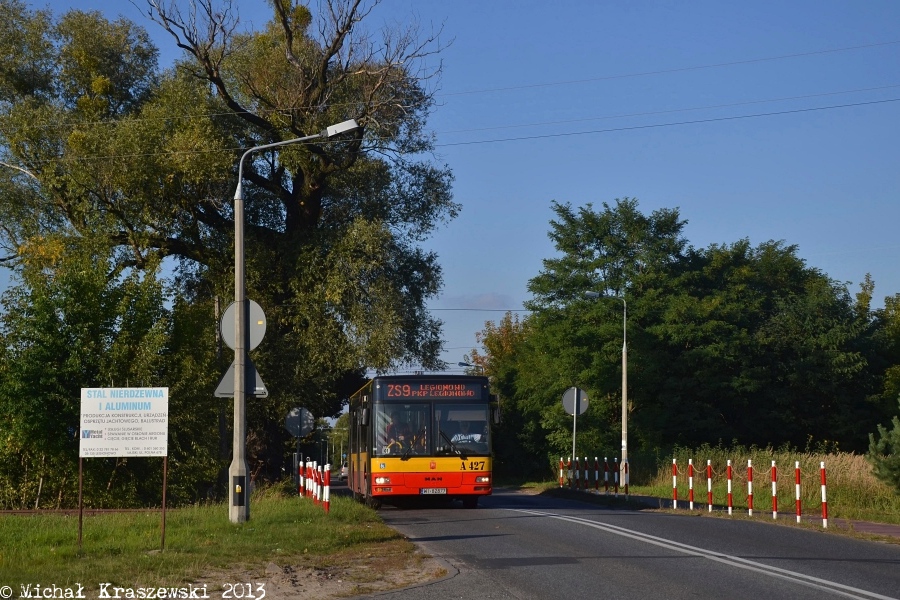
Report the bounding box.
[375,476,391,484]
[475,476,490,483]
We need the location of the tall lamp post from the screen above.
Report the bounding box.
[230,119,359,523]
[585,291,628,496]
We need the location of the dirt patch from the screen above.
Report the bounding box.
[196,541,449,599]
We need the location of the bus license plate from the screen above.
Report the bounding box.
[420,488,447,495]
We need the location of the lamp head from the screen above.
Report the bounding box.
[324,119,360,137]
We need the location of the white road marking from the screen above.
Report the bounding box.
[509,508,896,600]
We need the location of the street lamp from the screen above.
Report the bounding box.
[229,119,360,523]
[585,291,628,496]
[458,361,485,374]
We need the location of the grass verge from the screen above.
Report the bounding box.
[0,486,416,590]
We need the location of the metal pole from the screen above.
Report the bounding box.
[620,299,628,496]
[228,120,358,524]
[621,298,627,465]
[230,147,250,523]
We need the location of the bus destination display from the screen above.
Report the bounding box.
[382,382,483,399]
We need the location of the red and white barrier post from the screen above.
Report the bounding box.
[574,457,581,489]
[323,464,331,514]
[604,458,610,495]
[706,460,713,512]
[303,460,312,498]
[771,461,778,520]
[594,457,600,492]
[559,458,564,488]
[623,459,629,498]
[688,459,695,510]
[726,460,733,515]
[298,459,306,497]
[315,462,321,505]
[567,457,573,488]
[672,459,678,509]
[747,459,754,517]
[583,457,589,491]
[613,458,620,497]
[821,461,828,529]
[795,461,802,523]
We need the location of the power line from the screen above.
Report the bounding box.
[439,40,900,97]
[13,97,899,165]
[438,84,900,135]
[436,98,900,148]
[429,308,530,312]
[4,39,897,133]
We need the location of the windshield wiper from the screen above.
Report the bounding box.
[402,427,426,460]
[440,430,467,460]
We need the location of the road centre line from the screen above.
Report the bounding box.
[508,509,896,600]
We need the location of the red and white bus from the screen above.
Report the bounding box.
[347,374,497,508]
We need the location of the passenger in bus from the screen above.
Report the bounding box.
[385,413,411,447]
[451,420,483,443]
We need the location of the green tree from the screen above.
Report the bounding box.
[0,236,172,508]
[478,199,887,476]
[868,400,900,494]
[0,1,455,489]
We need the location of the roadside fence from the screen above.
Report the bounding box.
[669,458,829,528]
[558,454,830,529]
[297,459,331,514]
[560,456,626,497]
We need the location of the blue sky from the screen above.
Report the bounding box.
[8,0,900,371]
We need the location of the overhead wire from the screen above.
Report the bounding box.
[438,39,900,97]
[435,98,900,148]
[2,38,897,135]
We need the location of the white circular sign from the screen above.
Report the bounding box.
[220,300,267,351]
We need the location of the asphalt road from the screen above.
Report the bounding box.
[367,488,900,600]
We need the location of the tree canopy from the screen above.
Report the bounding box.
[479,199,895,478]
[0,0,457,506]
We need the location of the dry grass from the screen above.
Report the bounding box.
[633,444,899,523]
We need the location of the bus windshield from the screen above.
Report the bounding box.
[434,404,490,456]
[373,402,491,457]
[375,403,429,456]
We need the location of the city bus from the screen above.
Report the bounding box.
[347,374,497,509]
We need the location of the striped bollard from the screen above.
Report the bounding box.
[613,458,619,497]
[821,461,828,529]
[305,460,312,498]
[771,461,778,520]
[567,457,572,488]
[583,457,589,491]
[747,460,753,517]
[623,459,629,498]
[594,457,600,492]
[298,460,305,497]
[323,465,331,514]
[574,457,580,489]
[604,458,610,495]
[706,460,713,512]
[559,458,564,487]
[726,460,733,515]
[795,461,802,523]
[314,462,321,505]
[688,459,695,510]
[672,459,678,509]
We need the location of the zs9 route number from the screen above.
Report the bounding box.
[460,461,486,471]
[387,384,413,397]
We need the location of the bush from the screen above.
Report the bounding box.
[868,411,900,495]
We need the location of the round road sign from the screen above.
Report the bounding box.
[220,300,266,351]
